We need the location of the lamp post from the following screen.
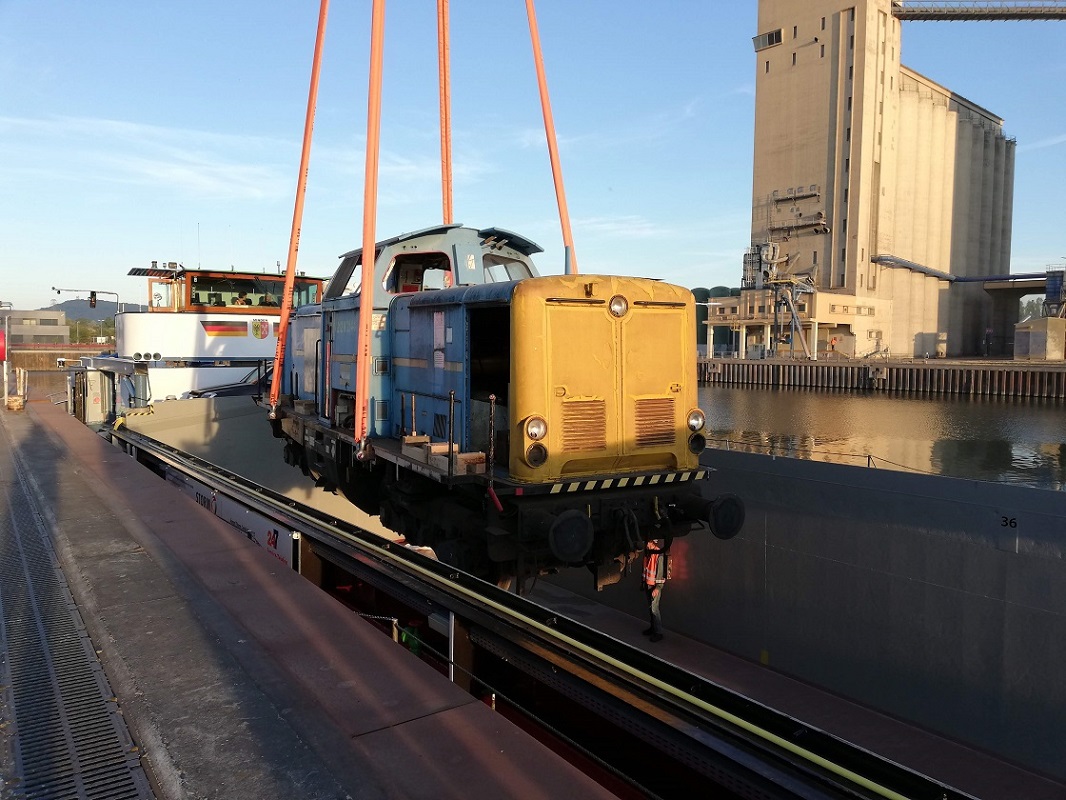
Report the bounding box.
[1,300,12,408]
[52,287,122,349]
[51,287,123,313]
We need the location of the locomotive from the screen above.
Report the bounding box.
[271,224,743,589]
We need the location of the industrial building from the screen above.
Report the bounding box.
[715,0,1023,358]
[0,308,70,345]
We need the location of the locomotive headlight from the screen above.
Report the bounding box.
[525,416,548,441]
[608,295,628,318]
[687,409,706,431]
[525,443,549,468]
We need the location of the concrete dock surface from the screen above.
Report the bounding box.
[0,399,615,799]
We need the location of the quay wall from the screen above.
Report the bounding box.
[5,345,107,371]
[698,357,1066,399]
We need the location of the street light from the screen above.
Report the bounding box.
[1,300,12,408]
[51,287,123,312]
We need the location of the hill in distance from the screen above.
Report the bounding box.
[40,298,146,322]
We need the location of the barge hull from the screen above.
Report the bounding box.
[551,447,1066,780]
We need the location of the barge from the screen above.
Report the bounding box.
[71,263,324,424]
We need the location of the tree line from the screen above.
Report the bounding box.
[68,317,116,344]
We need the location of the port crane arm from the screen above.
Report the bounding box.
[892,1,1066,21]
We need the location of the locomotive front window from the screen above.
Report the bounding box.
[484,254,534,282]
[384,252,452,293]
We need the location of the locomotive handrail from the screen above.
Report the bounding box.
[107,423,976,800]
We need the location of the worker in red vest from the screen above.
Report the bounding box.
[642,537,671,643]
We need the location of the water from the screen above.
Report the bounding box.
[700,385,1066,490]
[24,370,1066,489]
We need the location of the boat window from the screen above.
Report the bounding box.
[185,274,321,308]
[148,279,173,310]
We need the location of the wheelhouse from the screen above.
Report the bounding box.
[129,262,323,313]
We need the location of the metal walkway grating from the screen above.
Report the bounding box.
[1,428,154,800]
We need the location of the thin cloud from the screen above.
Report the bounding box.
[98,153,284,199]
[0,115,291,200]
[510,98,707,154]
[576,215,671,239]
[1018,133,1066,152]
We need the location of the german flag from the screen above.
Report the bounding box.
[200,320,247,337]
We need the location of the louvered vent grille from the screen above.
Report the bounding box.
[562,399,607,452]
[635,398,676,447]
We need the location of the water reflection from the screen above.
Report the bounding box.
[700,385,1066,490]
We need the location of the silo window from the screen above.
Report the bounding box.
[753,29,783,51]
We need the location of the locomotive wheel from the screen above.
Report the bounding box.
[710,494,745,540]
[548,509,595,563]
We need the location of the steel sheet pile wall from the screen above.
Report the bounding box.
[550,449,1066,779]
[702,450,1066,779]
[698,358,1066,399]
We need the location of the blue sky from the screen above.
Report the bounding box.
[1,1,1064,311]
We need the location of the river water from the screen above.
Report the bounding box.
[700,385,1066,491]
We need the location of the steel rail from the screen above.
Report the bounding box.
[107,424,977,800]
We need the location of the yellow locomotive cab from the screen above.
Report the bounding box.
[510,275,702,482]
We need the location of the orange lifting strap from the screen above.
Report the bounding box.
[268,0,331,417]
[270,0,578,438]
